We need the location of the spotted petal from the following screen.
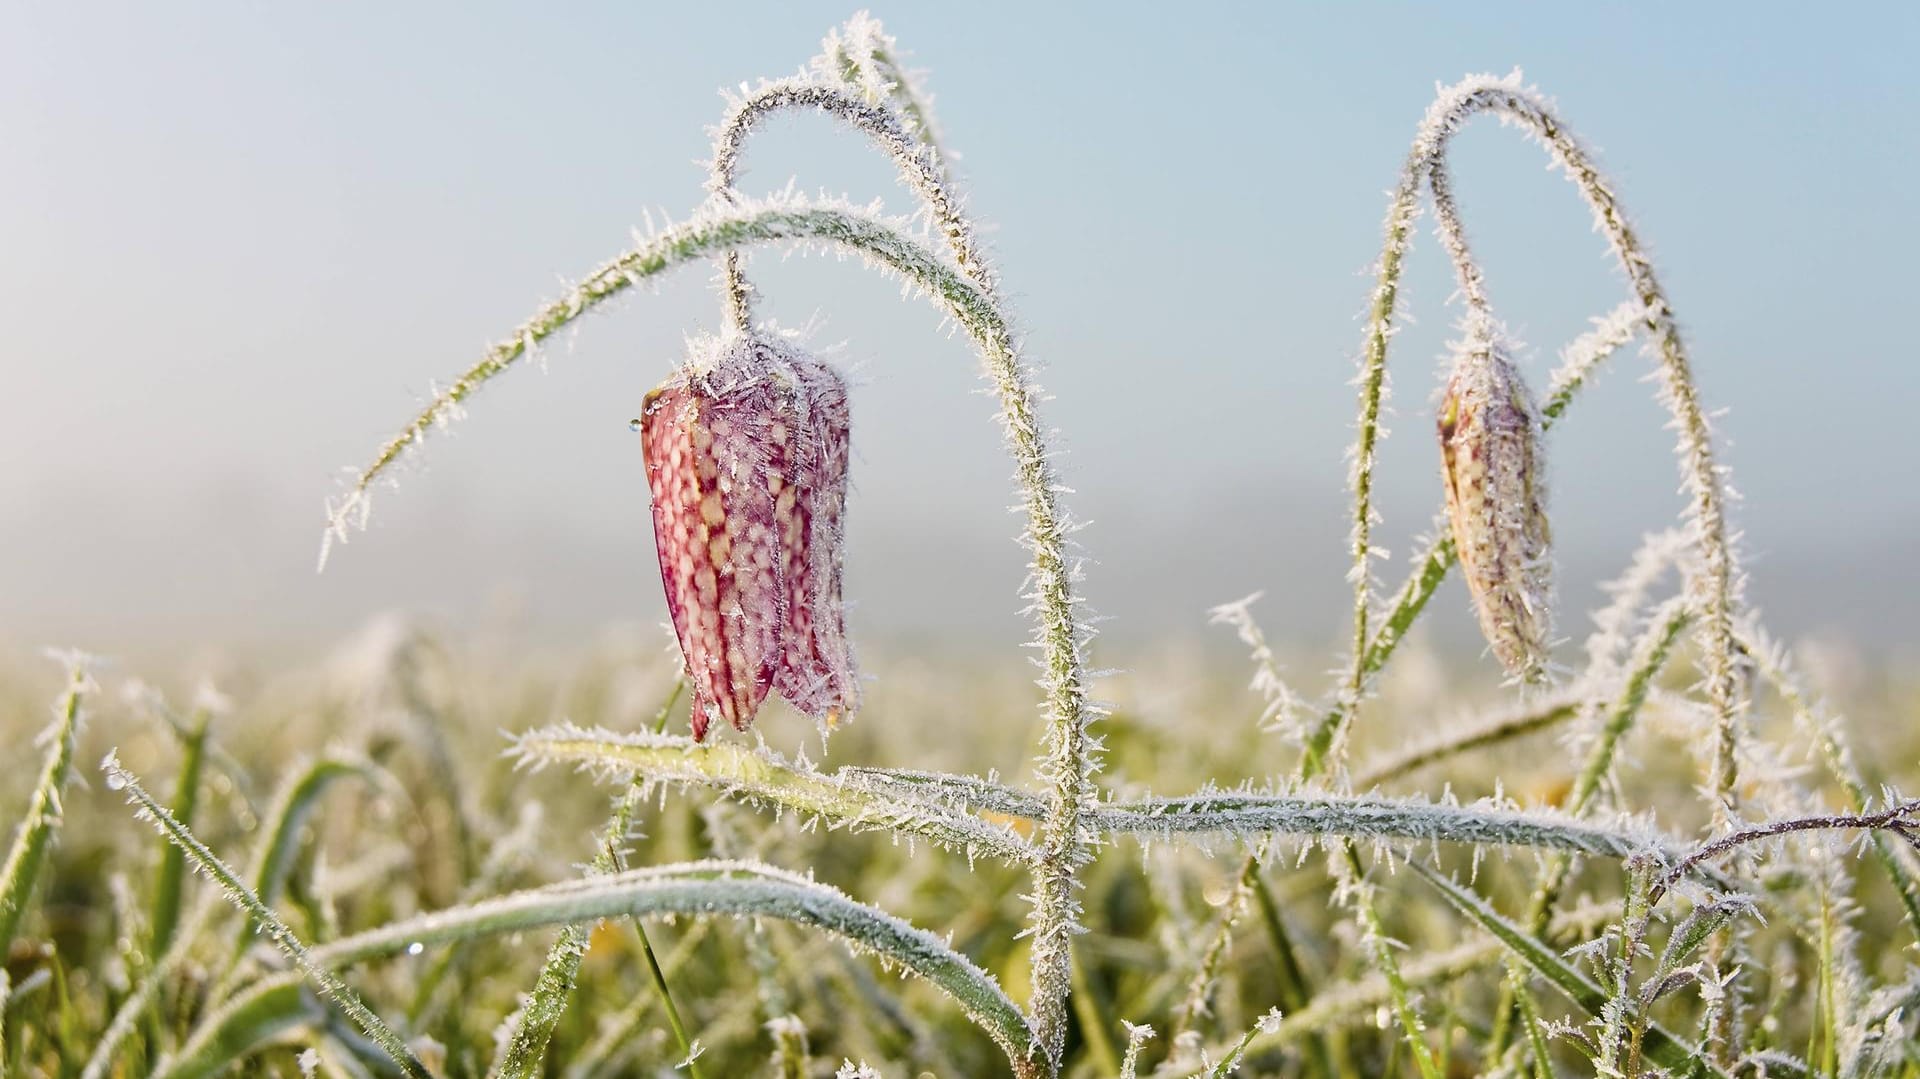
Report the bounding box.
[640,333,859,739]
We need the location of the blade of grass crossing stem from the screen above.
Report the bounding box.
[1408,861,1729,1078]
[1340,843,1442,1079]
[101,753,433,1079]
[1070,938,1120,1076]
[636,682,702,1077]
[495,682,697,1079]
[562,919,714,1079]
[0,663,89,950]
[637,912,704,1076]
[1507,960,1559,1079]
[150,709,210,958]
[1251,874,1340,1079]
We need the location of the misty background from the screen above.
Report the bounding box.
[3,2,1916,671]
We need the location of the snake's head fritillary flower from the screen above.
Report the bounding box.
[638,332,857,740]
[1437,322,1553,681]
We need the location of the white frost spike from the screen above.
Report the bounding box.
[1208,591,1306,742]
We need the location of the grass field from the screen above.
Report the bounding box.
[4,623,1917,1077]
[6,12,1919,1078]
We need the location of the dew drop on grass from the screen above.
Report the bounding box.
[629,418,643,432]
[406,941,425,956]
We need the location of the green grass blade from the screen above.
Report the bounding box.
[1508,961,1559,1079]
[152,974,322,1079]
[511,725,1040,865]
[252,757,380,911]
[1354,695,1582,789]
[493,748,704,1079]
[102,752,432,1079]
[1408,860,1729,1078]
[548,730,1706,869]
[635,911,704,1077]
[0,660,91,950]
[150,709,211,958]
[306,860,1039,1073]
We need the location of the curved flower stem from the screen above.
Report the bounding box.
[1333,75,1742,811]
[706,60,1090,1066]
[329,199,993,562]
[707,78,997,331]
[1427,156,1493,320]
[331,188,1095,1066]
[1420,75,1746,825]
[1406,75,1748,1061]
[818,13,946,162]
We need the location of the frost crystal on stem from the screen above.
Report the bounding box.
[640,331,857,739]
[1437,316,1552,680]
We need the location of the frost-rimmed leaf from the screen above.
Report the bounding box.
[511,724,1041,865]
[1354,692,1582,789]
[252,757,384,912]
[101,752,432,1079]
[1656,897,1760,983]
[517,725,1712,868]
[0,658,91,949]
[152,973,322,1079]
[150,706,211,958]
[1408,861,1729,1077]
[306,860,1038,1071]
[323,194,1013,568]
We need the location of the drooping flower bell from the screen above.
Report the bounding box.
[637,332,858,739]
[1437,320,1553,681]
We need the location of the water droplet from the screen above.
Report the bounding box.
[406,941,425,956]
[104,772,127,791]
[628,418,643,432]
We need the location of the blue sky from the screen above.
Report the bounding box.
[2,2,1915,661]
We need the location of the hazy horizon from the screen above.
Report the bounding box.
[4,2,1917,667]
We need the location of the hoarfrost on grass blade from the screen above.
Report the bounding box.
[303,860,1038,1070]
[99,753,432,1079]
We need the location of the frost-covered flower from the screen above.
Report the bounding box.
[638,332,858,739]
[1437,321,1553,680]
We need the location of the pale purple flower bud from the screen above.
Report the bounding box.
[1437,324,1553,680]
[638,333,858,739]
